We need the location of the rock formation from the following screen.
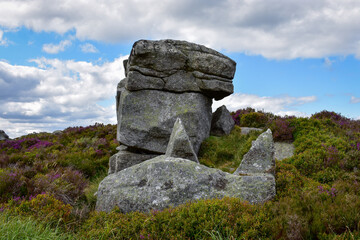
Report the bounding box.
[96,155,275,213]
[96,39,275,213]
[234,129,275,175]
[210,105,235,136]
[110,39,236,174]
[0,130,9,141]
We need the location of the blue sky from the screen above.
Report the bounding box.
[1,0,360,138]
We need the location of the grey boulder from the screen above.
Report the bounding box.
[234,129,275,175]
[117,89,212,154]
[0,130,9,140]
[96,155,275,213]
[210,105,235,136]
[126,39,236,100]
[165,118,198,163]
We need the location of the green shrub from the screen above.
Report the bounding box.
[8,193,72,225]
[240,112,269,128]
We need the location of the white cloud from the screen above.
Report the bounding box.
[351,96,360,103]
[42,39,72,54]
[1,0,360,59]
[212,93,316,117]
[0,56,127,138]
[80,43,98,53]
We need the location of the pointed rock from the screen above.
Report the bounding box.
[210,105,235,136]
[165,118,199,163]
[234,129,275,175]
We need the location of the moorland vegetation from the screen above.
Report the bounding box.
[0,109,360,239]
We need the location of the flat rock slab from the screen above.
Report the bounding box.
[274,142,295,160]
[125,39,236,100]
[117,89,212,154]
[96,155,275,213]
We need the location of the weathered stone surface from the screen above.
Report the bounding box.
[165,118,198,163]
[117,89,212,154]
[126,71,165,91]
[274,142,295,160]
[0,130,9,140]
[108,150,158,174]
[96,155,275,213]
[210,105,235,136]
[240,127,263,135]
[126,39,236,100]
[116,78,127,140]
[234,129,275,175]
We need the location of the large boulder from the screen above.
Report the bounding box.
[165,118,198,163]
[96,155,275,213]
[126,39,236,100]
[117,89,212,154]
[210,105,235,136]
[0,130,9,141]
[234,129,275,175]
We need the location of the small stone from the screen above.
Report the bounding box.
[210,105,235,136]
[165,118,198,163]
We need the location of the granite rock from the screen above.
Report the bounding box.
[165,118,198,163]
[126,39,236,100]
[234,129,275,175]
[210,105,235,136]
[96,155,275,213]
[117,89,212,154]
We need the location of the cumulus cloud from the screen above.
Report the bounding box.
[0,56,127,138]
[1,0,360,59]
[212,93,316,117]
[42,39,72,54]
[80,43,98,53]
[351,96,360,103]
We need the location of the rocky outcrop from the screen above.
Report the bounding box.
[234,129,275,175]
[116,39,236,156]
[0,130,9,140]
[96,155,275,213]
[165,118,198,163]
[210,105,235,136]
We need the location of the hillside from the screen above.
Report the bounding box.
[0,109,360,239]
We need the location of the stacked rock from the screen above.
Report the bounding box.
[111,39,236,174]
